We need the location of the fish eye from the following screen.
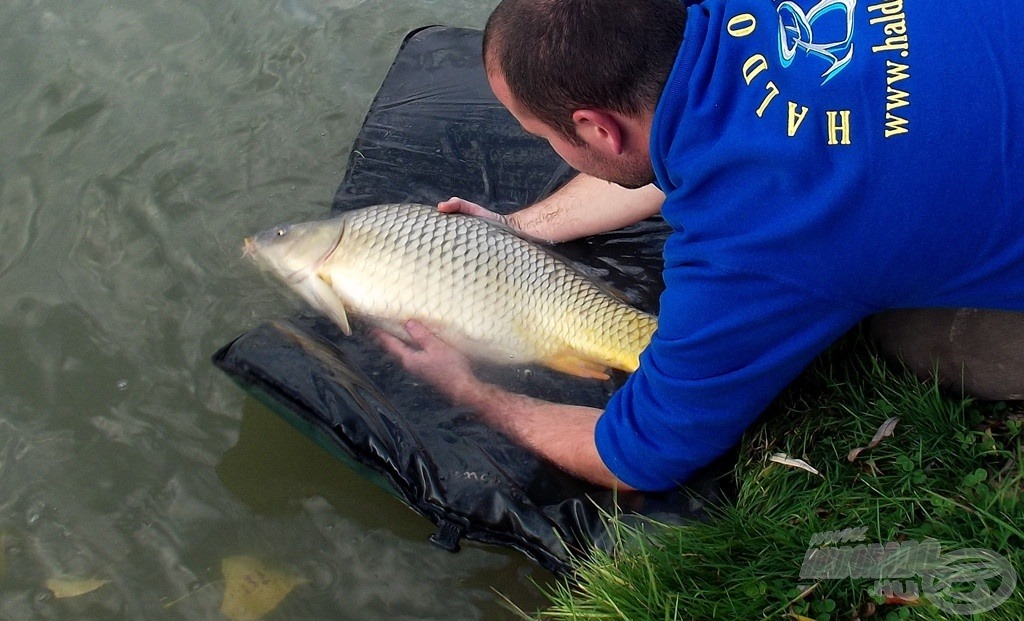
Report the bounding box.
[275,228,286,237]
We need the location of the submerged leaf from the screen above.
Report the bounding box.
[46,578,110,598]
[220,556,305,621]
[848,416,900,462]
[769,453,822,477]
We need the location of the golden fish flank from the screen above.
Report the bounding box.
[245,203,657,380]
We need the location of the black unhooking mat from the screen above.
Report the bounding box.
[213,26,730,574]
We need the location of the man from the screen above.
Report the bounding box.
[378,0,1024,491]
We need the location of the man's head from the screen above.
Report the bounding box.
[483,0,687,187]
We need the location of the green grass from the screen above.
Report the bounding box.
[528,336,1023,620]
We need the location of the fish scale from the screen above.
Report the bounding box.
[246,203,657,379]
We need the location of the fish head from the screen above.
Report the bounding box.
[244,218,344,284]
[245,217,354,334]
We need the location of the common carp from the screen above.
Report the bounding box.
[244,203,657,379]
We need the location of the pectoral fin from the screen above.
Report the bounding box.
[541,353,610,380]
[306,274,351,335]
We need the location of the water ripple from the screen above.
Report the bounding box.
[0,0,549,618]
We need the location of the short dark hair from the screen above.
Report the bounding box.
[483,0,687,142]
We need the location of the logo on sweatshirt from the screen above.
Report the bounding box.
[727,1,913,143]
[776,0,856,84]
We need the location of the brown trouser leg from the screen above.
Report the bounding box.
[869,308,1024,401]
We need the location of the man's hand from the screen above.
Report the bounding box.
[438,197,508,225]
[374,320,479,404]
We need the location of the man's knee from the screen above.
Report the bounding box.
[869,308,1024,401]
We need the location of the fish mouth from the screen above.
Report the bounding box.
[242,237,256,257]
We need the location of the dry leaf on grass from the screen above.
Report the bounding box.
[769,453,822,477]
[848,416,900,462]
[882,592,921,606]
[220,556,305,621]
[46,578,111,598]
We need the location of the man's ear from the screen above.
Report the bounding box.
[571,109,624,155]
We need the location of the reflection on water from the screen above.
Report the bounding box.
[0,0,554,618]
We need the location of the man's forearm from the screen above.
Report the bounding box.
[446,376,634,490]
[509,175,664,243]
[377,321,636,490]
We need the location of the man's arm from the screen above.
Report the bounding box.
[441,174,664,243]
[379,268,869,491]
[376,320,635,490]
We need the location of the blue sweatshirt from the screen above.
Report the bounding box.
[595,0,1024,490]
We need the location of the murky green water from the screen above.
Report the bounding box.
[0,0,554,618]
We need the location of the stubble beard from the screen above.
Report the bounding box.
[579,147,655,189]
